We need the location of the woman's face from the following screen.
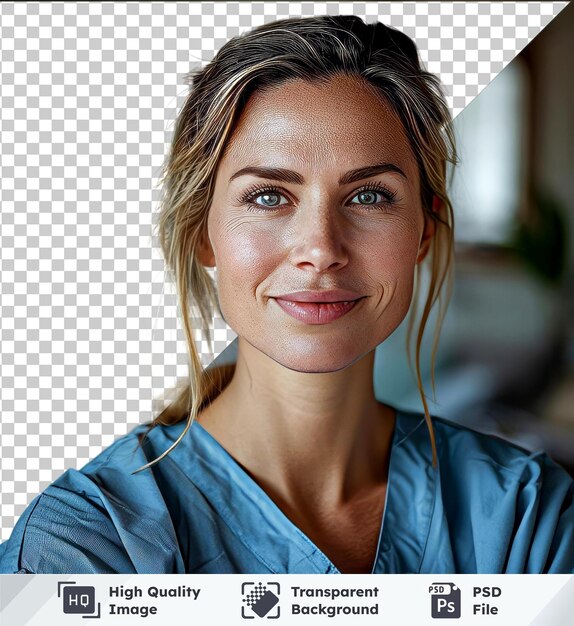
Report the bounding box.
[203,74,434,373]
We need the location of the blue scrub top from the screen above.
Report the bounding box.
[1,409,573,574]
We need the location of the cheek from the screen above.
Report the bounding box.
[363,217,422,280]
[361,219,422,330]
[209,217,280,301]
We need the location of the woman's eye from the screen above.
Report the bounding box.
[240,186,291,213]
[350,190,386,205]
[253,192,288,208]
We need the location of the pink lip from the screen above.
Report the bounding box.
[273,289,362,303]
[272,290,364,325]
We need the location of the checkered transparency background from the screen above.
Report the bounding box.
[0,2,567,539]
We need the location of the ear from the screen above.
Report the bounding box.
[416,196,440,264]
[196,228,216,268]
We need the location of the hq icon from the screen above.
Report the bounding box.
[58,581,101,619]
[429,582,461,619]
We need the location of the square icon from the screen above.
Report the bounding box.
[429,582,461,619]
[58,582,101,619]
[241,582,280,619]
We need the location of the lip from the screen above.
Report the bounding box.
[272,290,364,325]
[273,289,363,303]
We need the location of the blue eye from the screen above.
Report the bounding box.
[351,190,383,205]
[240,186,290,211]
[349,184,397,207]
[254,192,287,207]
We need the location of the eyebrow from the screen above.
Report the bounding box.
[228,163,407,186]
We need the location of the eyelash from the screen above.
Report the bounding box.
[238,182,399,213]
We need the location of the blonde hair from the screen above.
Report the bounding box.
[137,15,456,472]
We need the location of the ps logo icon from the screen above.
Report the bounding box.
[58,582,101,619]
[429,582,461,619]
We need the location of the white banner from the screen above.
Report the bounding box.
[1,574,572,625]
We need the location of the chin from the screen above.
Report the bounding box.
[265,347,364,374]
[237,333,373,374]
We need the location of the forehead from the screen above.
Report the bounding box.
[220,74,417,178]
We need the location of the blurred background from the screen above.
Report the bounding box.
[215,4,574,475]
[374,3,574,476]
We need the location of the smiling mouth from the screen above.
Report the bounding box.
[273,298,363,325]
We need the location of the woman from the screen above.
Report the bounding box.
[1,15,573,575]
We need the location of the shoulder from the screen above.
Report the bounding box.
[400,411,574,573]
[396,409,555,478]
[0,423,187,574]
[430,414,554,474]
[431,414,573,499]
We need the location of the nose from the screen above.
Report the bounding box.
[287,201,349,273]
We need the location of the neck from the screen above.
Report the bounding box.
[198,337,395,511]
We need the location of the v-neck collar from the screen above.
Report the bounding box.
[373,410,438,573]
[172,408,436,574]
